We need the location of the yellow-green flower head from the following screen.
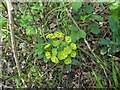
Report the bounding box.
[51,56,59,64]
[44,44,51,49]
[65,36,71,43]
[54,31,60,37]
[64,57,72,64]
[58,32,64,38]
[70,43,77,50]
[71,51,76,58]
[53,40,61,46]
[45,52,51,59]
[54,31,64,38]
[46,33,55,39]
[58,51,68,60]
[52,48,57,56]
[64,46,72,54]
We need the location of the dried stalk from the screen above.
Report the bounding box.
[5,0,27,87]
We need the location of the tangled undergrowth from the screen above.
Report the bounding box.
[1,1,120,89]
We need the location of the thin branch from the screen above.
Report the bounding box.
[5,0,27,87]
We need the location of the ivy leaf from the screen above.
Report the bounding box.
[85,4,94,14]
[88,23,100,34]
[78,30,86,38]
[108,16,118,32]
[70,32,80,42]
[72,2,82,11]
[69,25,78,32]
[70,30,86,42]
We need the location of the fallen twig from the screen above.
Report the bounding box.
[5,0,27,87]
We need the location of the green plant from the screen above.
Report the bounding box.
[99,15,120,56]
[43,31,77,65]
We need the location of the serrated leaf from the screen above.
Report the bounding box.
[78,30,86,38]
[88,23,100,34]
[72,2,82,11]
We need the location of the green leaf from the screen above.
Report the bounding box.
[108,2,119,10]
[85,4,94,14]
[71,59,79,65]
[88,23,100,34]
[38,38,44,45]
[34,44,43,55]
[112,61,119,88]
[70,30,86,42]
[72,2,82,11]
[26,27,35,35]
[52,48,57,56]
[91,14,103,22]
[92,69,104,88]
[53,40,61,46]
[81,15,91,22]
[43,57,49,63]
[69,25,78,31]
[38,53,44,59]
[108,46,120,55]
[99,37,111,45]
[108,16,118,32]
[15,79,22,87]
[70,32,80,42]
[78,30,86,38]
[65,65,71,73]
[100,47,108,55]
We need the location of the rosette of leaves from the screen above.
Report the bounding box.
[43,31,78,65]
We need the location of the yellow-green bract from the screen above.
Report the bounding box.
[65,36,71,43]
[51,56,59,64]
[45,52,51,59]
